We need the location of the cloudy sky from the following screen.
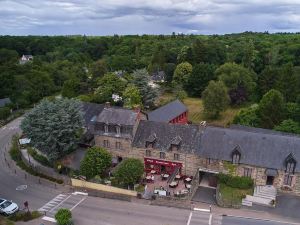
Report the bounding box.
[1,0,300,35]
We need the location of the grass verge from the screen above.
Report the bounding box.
[219,183,253,205]
[8,211,42,222]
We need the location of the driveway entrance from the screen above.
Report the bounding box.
[199,168,218,188]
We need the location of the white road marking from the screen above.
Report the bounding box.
[49,194,73,212]
[193,207,210,212]
[187,211,193,225]
[38,194,69,212]
[209,214,212,225]
[42,216,56,222]
[70,197,86,211]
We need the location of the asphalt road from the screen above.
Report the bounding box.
[222,216,297,225]
[0,118,61,210]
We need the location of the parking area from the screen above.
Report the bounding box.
[39,192,87,222]
[192,186,216,204]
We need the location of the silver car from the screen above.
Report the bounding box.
[0,198,19,215]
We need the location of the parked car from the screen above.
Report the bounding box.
[0,198,19,215]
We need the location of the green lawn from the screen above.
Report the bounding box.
[158,92,243,127]
[219,183,253,205]
[0,216,14,225]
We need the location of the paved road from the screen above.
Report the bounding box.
[0,118,61,210]
[222,216,298,225]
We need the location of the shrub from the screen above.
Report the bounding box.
[0,107,10,120]
[9,136,63,184]
[27,147,52,167]
[55,208,72,225]
[80,146,112,180]
[217,173,253,189]
[114,158,144,186]
[8,211,42,222]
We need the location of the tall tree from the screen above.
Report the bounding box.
[21,98,84,160]
[132,69,158,108]
[216,63,257,104]
[80,147,112,180]
[94,73,127,103]
[202,80,230,118]
[172,62,193,87]
[186,63,216,97]
[258,89,285,129]
[122,84,142,109]
[62,78,80,98]
[91,59,108,80]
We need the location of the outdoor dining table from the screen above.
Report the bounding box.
[175,174,181,180]
[146,175,152,180]
[163,174,169,178]
[150,170,156,174]
[185,184,191,189]
[169,181,178,188]
[185,177,192,183]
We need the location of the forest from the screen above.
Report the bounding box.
[0,32,300,134]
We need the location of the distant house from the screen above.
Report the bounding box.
[151,71,165,82]
[0,98,12,108]
[147,99,188,124]
[19,55,33,64]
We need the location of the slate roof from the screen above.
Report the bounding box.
[0,98,11,107]
[147,99,187,122]
[81,102,104,125]
[198,125,300,172]
[132,120,199,153]
[96,107,138,126]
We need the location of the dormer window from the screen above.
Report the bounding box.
[170,136,181,151]
[285,153,296,174]
[145,133,156,149]
[231,146,241,164]
[104,124,108,133]
[116,125,121,136]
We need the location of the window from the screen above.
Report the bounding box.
[116,125,121,136]
[146,142,154,148]
[160,152,165,159]
[103,140,110,148]
[285,153,297,174]
[232,147,241,164]
[284,174,293,186]
[146,149,151,157]
[116,142,121,149]
[174,153,180,160]
[171,144,178,151]
[243,168,252,177]
[104,124,108,133]
[286,162,295,174]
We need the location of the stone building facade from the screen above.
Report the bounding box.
[90,105,300,195]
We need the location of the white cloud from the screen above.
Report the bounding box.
[0,0,300,35]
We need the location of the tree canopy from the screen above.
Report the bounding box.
[114,158,144,186]
[80,146,112,180]
[202,80,230,118]
[21,98,84,160]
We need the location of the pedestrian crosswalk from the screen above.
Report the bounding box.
[39,194,69,212]
[39,193,87,222]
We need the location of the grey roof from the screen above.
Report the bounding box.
[0,98,11,107]
[132,120,199,153]
[81,102,104,125]
[147,99,187,122]
[198,125,300,172]
[97,107,138,126]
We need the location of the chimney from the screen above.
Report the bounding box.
[105,102,111,108]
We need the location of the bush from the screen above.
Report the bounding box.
[55,208,72,225]
[9,136,63,184]
[0,107,10,120]
[114,158,144,186]
[27,147,52,167]
[8,211,42,222]
[80,146,112,180]
[217,173,253,189]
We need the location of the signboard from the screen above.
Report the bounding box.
[144,158,182,168]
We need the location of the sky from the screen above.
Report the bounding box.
[1,0,300,35]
